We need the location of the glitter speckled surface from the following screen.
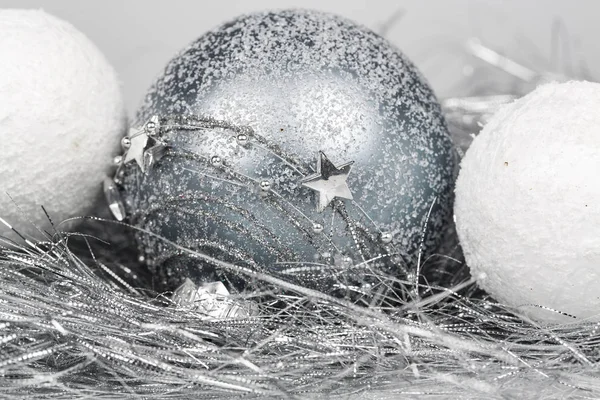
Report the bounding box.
[122,10,455,292]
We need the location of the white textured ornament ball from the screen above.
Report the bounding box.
[0,9,126,238]
[456,81,600,323]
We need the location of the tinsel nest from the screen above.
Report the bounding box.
[1,28,599,400]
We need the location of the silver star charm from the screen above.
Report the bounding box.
[123,127,151,172]
[301,152,354,212]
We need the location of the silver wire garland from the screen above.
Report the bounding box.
[108,113,422,304]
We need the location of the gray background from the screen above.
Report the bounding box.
[1,0,596,116]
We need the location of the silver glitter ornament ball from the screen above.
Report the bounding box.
[116,10,455,295]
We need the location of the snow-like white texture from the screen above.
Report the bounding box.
[455,81,600,323]
[0,9,127,239]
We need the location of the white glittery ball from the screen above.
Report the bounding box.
[455,81,600,323]
[0,9,126,239]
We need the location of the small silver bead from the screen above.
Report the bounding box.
[380,231,393,244]
[236,133,249,145]
[259,180,271,191]
[145,121,156,136]
[146,116,160,137]
[113,155,123,165]
[312,223,324,233]
[121,137,131,149]
[210,155,222,166]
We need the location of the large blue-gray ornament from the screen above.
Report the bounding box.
[109,10,456,297]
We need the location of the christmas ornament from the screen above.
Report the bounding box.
[112,10,455,293]
[0,9,126,240]
[455,81,600,323]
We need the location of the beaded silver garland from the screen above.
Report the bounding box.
[105,10,456,297]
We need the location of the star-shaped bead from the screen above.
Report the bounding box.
[123,127,151,172]
[301,152,354,212]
